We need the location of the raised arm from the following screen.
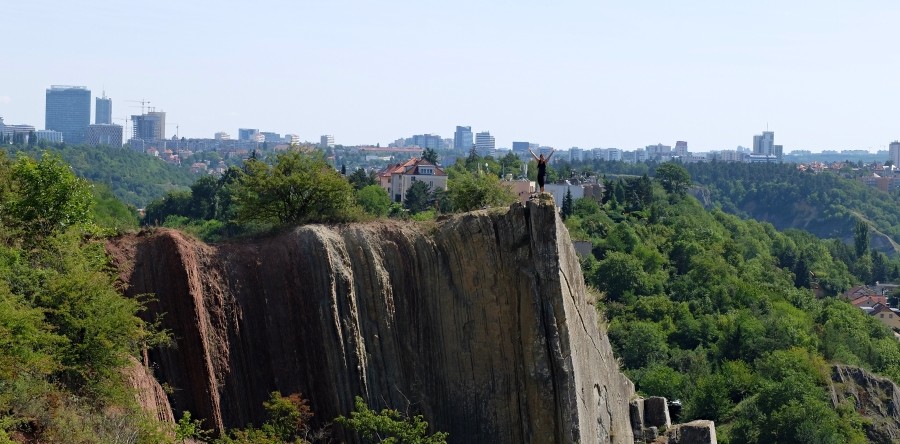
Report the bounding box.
[528,148,539,162]
[546,148,555,161]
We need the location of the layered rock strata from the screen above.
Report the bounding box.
[110,199,640,442]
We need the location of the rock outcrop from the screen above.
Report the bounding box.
[830,364,900,444]
[108,198,647,442]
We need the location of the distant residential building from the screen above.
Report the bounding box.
[410,134,442,150]
[646,143,672,159]
[569,147,583,162]
[45,85,91,144]
[95,93,112,125]
[475,131,495,155]
[34,129,63,143]
[131,111,166,141]
[635,148,648,162]
[320,134,335,148]
[502,179,535,203]
[238,128,259,142]
[0,118,36,144]
[545,180,586,209]
[286,134,300,145]
[454,126,473,151]
[752,131,779,160]
[86,124,123,147]
[261,132,282,143]
[512,141,531,156]
[869,303,900,331]
[674,141,688,157]
[607,148,622,161]
[889,141,900,165]
[214,131,231,141]
[378,157,448,204]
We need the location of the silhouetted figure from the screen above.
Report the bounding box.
[529,147,555,193]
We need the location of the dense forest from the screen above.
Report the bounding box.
[5,142,195,208]
[569,165,900,443]
[561,159,900,255]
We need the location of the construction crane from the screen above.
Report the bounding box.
[166,122,180,139]
[126,99,151,114]
[112,116,130,140]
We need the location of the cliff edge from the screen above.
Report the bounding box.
[109,198,638,443]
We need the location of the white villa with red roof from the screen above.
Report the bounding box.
[378,158,448,203]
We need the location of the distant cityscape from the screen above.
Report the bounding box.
[2,84,900,176]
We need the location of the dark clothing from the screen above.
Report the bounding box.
[537,160,547,188]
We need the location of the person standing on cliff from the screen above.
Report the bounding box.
[529,147,555,193]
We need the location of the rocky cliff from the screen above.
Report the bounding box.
[830,364,900,444]
[109,198,639,443]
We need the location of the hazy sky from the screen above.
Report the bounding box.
[2,1,898,151]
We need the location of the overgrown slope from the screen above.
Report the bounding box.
[567,172,900,443]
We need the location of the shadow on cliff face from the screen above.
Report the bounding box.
[109,198,641,443]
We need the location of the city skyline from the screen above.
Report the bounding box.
[1,1,899,151]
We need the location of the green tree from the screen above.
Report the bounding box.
[262,392,314,441]
[404,181,433,214]
[499,151,522,178]
[654,162,691,195]
[562,188,574,220]
[422,148,439,165]
[349,167,377,190]
[175,411,211,443]
[233,151,360,225]
[357,185,391,217]
[336,396,448,444]
[7,152,92,238]
[854,219,870,258]
[447,170,516,212]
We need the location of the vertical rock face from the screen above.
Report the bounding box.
[830,364,900,444]
[109,199,638,443]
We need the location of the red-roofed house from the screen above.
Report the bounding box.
[851,295,887,309]
[378,158,448,204]
[870,303,900,331]
[844,285,878,301]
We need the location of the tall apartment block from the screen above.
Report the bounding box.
[131,111,166,141]
[45,85,91,144]
[454,126,473,151]
[95,93,112,125]
[475,131,495,155]
[890,141,900,166]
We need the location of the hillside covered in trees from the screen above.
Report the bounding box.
[5,142,195,208]
[571,166,900,442]
[683,162,900,253]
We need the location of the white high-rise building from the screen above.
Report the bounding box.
[890,141,900,166]
[320,134,335,148]
[475,131,495,155]
[214,131,231,141]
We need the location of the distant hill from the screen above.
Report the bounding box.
[3,143,195,208]
[683,162,900,254]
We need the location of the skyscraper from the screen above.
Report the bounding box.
[454,126,473,151]
[95,93,112,125]
[131,111,165,141]
[752,131,775,156]
[890,141,900,166]
[475,131,495,155]
[320,134,335,148]
[45,85,91,144]
[86,124,123,147]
